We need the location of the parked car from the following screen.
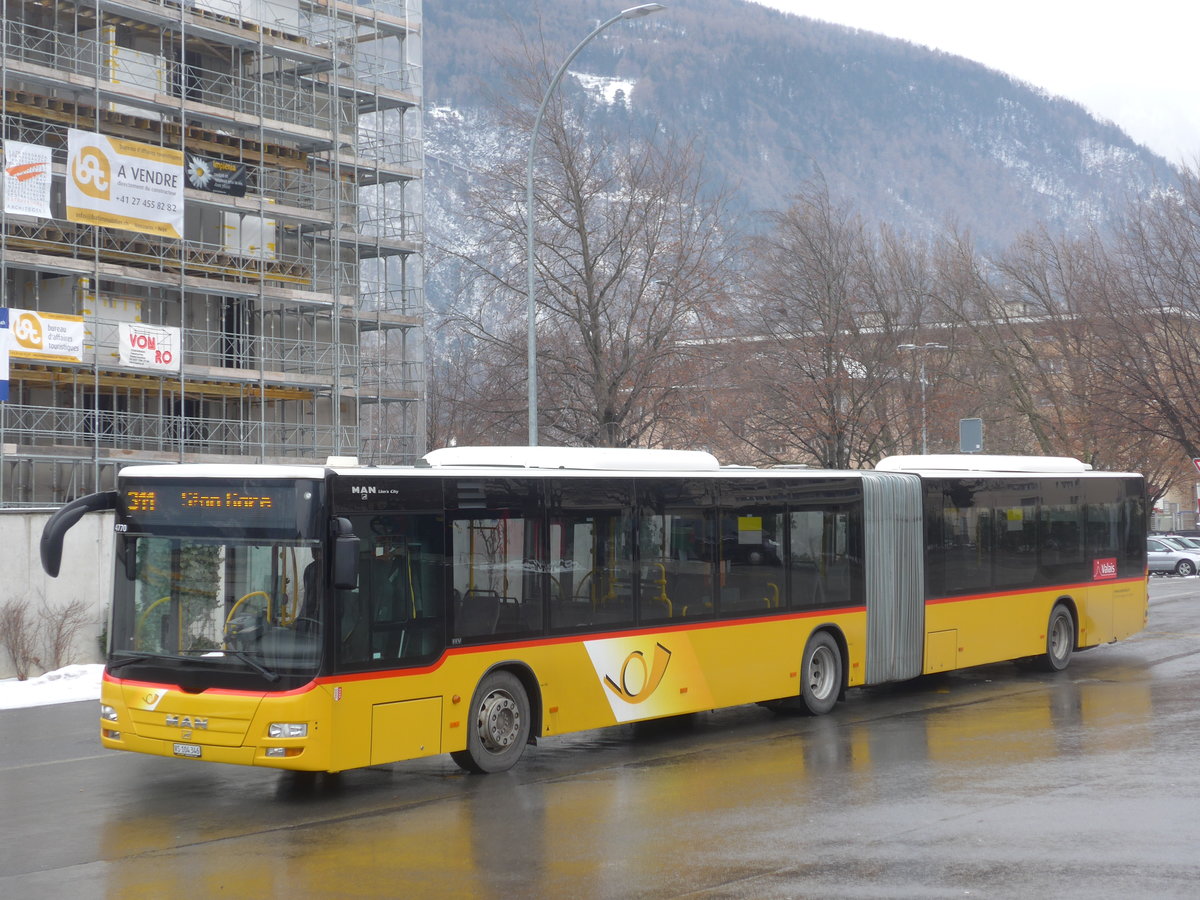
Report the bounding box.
[1153,534,1200,552]
[1147,537,1200,576]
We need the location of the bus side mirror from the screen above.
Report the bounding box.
[331,517,359,589]
[41,491,119,577]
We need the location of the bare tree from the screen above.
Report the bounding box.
[931,227,1100,456]
[924,222,1180,490]
[1,597,41,681]
[438,36,739,448]
[39,598,91,671]
[1085,168,1200,466]
[427,336,527,448]
[992,228,1172,470]
[735,182,947,467]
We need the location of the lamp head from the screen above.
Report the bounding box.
[621,3,666,19]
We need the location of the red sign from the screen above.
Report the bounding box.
[1093,558,1118,580]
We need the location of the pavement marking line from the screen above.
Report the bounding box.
[0,752,117,773]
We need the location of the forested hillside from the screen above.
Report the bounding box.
[423,0,1175,256]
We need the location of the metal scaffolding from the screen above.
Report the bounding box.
[0,0,425,505]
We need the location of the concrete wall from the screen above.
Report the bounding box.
[0,510,113,679]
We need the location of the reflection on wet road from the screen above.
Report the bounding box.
[4,579,1200,898]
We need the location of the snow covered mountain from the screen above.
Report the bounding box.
[422,0,1176,317]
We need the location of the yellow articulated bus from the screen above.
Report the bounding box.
[40,448,1147,774]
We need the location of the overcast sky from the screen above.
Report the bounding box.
[750,1,1199,167]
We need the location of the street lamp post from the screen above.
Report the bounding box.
[525,3,666,446]
[898,342,948,454]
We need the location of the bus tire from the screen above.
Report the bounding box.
[451,670,531,774]
[1040,604,1074,672]
[800,631,842,716]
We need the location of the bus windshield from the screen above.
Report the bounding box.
[110,535,323,684]
[106,475,328,688]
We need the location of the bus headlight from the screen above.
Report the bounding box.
[101,704,118,722]
[268,723,308,739]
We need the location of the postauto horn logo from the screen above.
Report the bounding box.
[603,642,673,704]
[72,145,111,200]
[11,313,43,351]
[586,635,713,722]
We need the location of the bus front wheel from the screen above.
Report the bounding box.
[451,670,531,774]
[800,631,842,716]
[1040,604,1075,672]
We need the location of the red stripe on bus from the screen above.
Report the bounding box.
[102,671,318,697]
[316,605,868,686]
[103,605,868,693]
[925,574,1145,606]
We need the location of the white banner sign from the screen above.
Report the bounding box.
[66,129,184,238]
[2,140,53,218]
[119,322,181,372]
[5,308,86,363]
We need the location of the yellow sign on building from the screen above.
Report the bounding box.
[6,309,85,363]
[66,129,184,238]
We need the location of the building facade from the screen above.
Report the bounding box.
[0,0,425,506]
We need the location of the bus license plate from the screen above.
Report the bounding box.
[173,743,202,758]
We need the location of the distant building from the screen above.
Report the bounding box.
[0,0,425,505]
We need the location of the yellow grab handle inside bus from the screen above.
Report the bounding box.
[225,591,275,626]
[764,582,780,609]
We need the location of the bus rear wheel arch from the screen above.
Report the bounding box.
[451,668,536,774]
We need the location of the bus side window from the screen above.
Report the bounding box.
[936,482,992,596]
[1087,477,1146,577]
[547,479,636,631]
[548,512,634,630]
[1040,481,1084,582]
[451,513,545,641]
[788,507,857,609]
[638,511,716,621]
[718,510,785,614]
[335,514,446,671]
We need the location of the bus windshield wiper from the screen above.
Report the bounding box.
[178,648,282,682]
[219,650,281,682]
[107,653,164,671]
[111,650,280,682]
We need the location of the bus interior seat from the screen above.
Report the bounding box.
[459,590,501,635]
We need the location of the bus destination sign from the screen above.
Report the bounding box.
[117,479,312,536]
[125,489,276,513]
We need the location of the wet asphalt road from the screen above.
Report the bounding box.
[2,578,1199,899]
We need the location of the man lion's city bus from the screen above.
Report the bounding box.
[40,447,1147,774]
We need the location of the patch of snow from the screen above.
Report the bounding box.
[427,105,464,123]
[1078,137,1139,172]
[0,664,103,710]
[570,72,637,108]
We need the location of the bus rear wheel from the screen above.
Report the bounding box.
[800,631,842,715]
[451,670,531,774]
[1040,604,1075,672]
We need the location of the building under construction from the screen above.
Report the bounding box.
[0,0,425,506]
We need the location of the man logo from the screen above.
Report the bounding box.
[11,313,43,351]
[72,146,110,200]
[604,642,672,704]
